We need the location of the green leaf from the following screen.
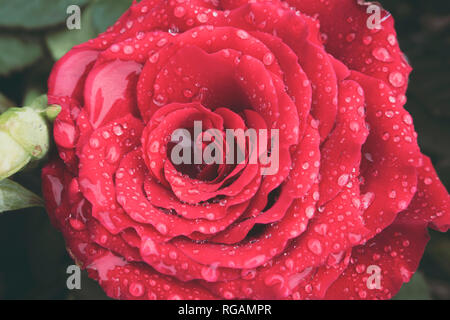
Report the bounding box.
[28,95,48,111]
[0,0,91,29]
[46,4,97,60]
[0,179,43,213]
[23,88,45,108]
[0,36,43,76]
[394,272,432,300]
[91,0,134,33]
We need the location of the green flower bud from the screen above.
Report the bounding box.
[0,94,60,180]
[0,106,50,180]
[0,106,50,157]
[0,130,31,180]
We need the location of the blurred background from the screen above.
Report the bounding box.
[0,0,448,300]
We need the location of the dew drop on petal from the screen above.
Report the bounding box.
[141,238,158,256]
[338,174,349,187]
[236,30,249,39]
[346,33,356,42]
[263,52,275,66]
[372,47,392,62]
[174,6,186,18]
[157,223,168,235]
[305,206,315,219]
[362,36,372,45]
[387,34,397,46]
[110,44,120,53]
[402,114,413,125]
[197,13,208,23]
[129,282,145,297]
[123,45,134,55]
[307,239,322,255]
[348,233,362,244]
[349,121,360,132]
[388,71,406,88]
[201,265,218,282]
[113,125,124,136]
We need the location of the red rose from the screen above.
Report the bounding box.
[42,0,449,300]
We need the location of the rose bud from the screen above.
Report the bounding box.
[0,97,60,180]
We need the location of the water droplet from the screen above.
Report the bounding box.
[174,6,186,18]
[223,291,234,299]
[141,237,158,256]
[385,110,394,118]
[387,34,396,46]
[110,44,120,53]
[183,89,193,98]
[106,145,120,163]
[362,36,372,45]
[197,13,208,23]
[157,223,168,235]
[129,282,145,297]
[338,174,349,187]
[349,121,360,132]
[150,141,160,153]
[136,32,145,40]
[123,45,134,55]
[244,255,266,268]
[69,218,85,231]
[307,239,322,255]
[149,52,159,63]
[348,233,362,244]
[402,114,413,125]
[361,192,375,209]
[398,200,408,210]
[358,290,367,298]
[346,33,356,42]
[201,265,218,282]
[236,30,249,40]
[113,125,124,136]
[314,223,328,236]
[388,71,405,88]
[400,266,412,282]
[372,47,392,62]
[263,52,274,66]
[89,137,100,149]
[305,206,315,219]
[156,38,168,47]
